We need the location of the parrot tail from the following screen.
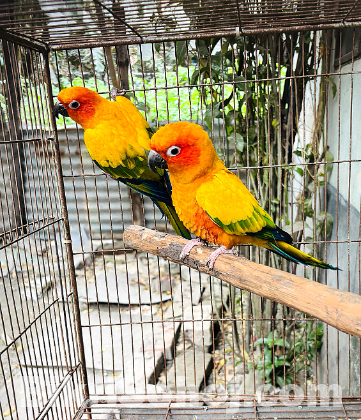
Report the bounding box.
[267,241,339,270]
[156,201,192,239]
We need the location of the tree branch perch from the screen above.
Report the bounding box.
[124,225,361,338]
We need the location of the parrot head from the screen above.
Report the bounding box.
[53,86,106,129]
[148,121,219,184]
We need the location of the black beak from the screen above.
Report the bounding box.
[53,101,69,119]
[148,150,168,173]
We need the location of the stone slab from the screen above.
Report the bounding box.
[76,271,171,305]
[21,304,180,394]
[164,349,213,393]
[183,305,214,350]
[163,279,203,320]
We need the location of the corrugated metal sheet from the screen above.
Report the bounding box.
[0,127,60,241]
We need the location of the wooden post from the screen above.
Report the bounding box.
[124,225,361,338]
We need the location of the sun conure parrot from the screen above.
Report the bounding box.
[53,86,190,239]
[148,121,338,270]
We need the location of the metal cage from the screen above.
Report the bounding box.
[1,1,361,419]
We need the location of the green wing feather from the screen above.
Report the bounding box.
[94,156,161,182]
[93,161,191,239]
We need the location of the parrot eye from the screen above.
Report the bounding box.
[69,100,80,110]
[166,146,181,157]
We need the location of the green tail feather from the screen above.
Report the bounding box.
[268,241,339,270]
[156,201,191,239]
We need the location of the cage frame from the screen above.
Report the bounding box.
[2,2,361,419]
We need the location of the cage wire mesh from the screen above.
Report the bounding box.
[1,1,361,419]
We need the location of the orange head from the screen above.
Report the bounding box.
[149,121,219,184]
[54,86,107,129]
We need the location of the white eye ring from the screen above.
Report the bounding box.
[69,100,80,110]
[166,146,181,157]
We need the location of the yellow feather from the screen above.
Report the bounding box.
[196,170,266,231]
[84,96,150,170]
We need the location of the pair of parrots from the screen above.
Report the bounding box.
[54,87,337,270]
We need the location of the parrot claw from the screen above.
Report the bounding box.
[111,87,127,101]
[180,238,207,260]
[206,246,237,270]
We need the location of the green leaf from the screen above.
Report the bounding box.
[247,126,257,142]
[325,150,334,162]
[198,42,209,57]
[316,211,334,238]
[264,365,274,379]
[294,167,304,177]
[272,118,279,128]
[233,75,246,90]
[303,198,314,218]
[264,348,273,363]
[232,133,245,152]
[293,150,302,157]
[221,41,229,54]
[283,220,308,234]
[274,358,290,368]
[204,109,212,131]
[136,102,146,112]
[203,103,223,130]
[276,375,286,388]
[307,181,315,193]
[325,150,334,173]
[191,70,199,86]
[267,331,275,340]
[327,77,337,99]
[263,170,269,186]
[274,338,290,348]
[254,337,268,347]
[176,41,187,67]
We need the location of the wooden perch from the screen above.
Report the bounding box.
[124,225,361,338]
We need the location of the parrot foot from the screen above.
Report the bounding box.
[180,238,207,260]
[111,87,127,101]
[206,246,237,270]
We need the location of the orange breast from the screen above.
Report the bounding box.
[170,178,243,249]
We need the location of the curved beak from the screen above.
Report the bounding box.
[148,150,168,173]
[53,101,69,119]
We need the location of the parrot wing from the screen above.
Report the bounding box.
[94,159,173,204]
[196,170,336,268]
[196,169,277,236]
[84,122,157,178]
[94,160,191,238]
